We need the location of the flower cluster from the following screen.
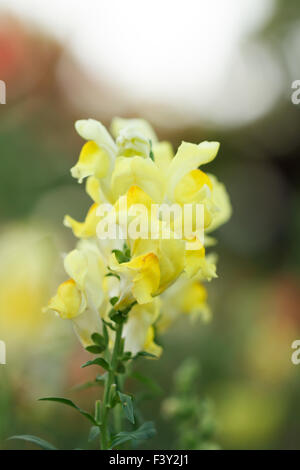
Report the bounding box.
[46,118,231,357]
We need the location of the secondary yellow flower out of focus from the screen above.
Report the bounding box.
[0,224,65,354]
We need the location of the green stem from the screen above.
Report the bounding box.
[100,322,123,450]
[113,366,126,434]
[113,403,123,435]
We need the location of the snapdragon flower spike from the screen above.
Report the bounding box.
[46,117,232,357]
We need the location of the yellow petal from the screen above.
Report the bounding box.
[156,238,185,293]
[111,156,164,203]
[122,300,161,356]
[158,277,211,332]
[126,185,154,211]
[67,240,106,310]
[167,141,219,201]
[130,234,185,294]
[64,203,100,238]
[64,249,88,289]
[75,119,117,157]
[47,279,85,319]
[110,117,158,143]
[110,118,158,158]
[205,174,232,233]
[185,246,217,280]
[86,176,102,203]
[129,253,160,304]
[174,169,213,204]
[72,307,103,348]
[181,281,207,312]
[152,141,174,174]
[71,141,110,183]
[112,252,160,305]
[143,326,162,357]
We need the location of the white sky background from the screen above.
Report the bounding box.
[0,0,283,127]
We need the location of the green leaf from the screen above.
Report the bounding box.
[110,296,119,306]
[85,345,105,354]
[133,351,157,359]
[122,351,132,362]
[109,309,124,324]
[70,374,107,391]
[38,397,97,425]
[112,249,128,264]
[116,361,126,374]
[105,272,120,280]
[8,435,57,450]
[102,322,109,346]
[123,243,131,259]
[102,319,116,331]
[88,426,100,443]
[110,421,156,448]
[91,333,107,349]
[81,358,110,371]
[112,245,131,264]
[149,140,155,161]
[117,392,135,424]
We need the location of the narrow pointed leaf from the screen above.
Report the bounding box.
[8,435,57,450]
[110,421,156,448]
[85,345,105,354]
[91,333,106,349]
[81,358,110,371]
[133,351,156,359]
[117,392,135,424]
[88,426,100,443]
[38,397,97,425]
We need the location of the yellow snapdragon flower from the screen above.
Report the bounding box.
[0,225,62,348]
[64,185,186,307]
[46,236,162,355]
[47,239,106,346]
[122,299,162,357]
[157,275,211,333]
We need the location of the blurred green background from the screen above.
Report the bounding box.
[0,0,300,450]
